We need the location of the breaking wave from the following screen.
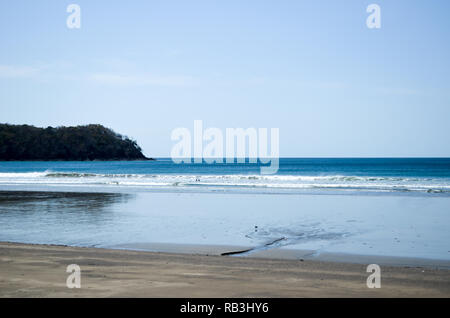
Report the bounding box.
[0,171,449,194]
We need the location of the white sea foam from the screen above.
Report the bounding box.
[0,171,448,194]
[0,172,48,178]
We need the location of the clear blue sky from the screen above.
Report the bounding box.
[1,0,449,157]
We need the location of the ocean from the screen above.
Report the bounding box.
[0,158,450,195]
[0,158,449,263]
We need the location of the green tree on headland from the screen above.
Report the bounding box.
[0,124,151,161]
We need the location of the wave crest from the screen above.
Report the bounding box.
[0,171,448,194]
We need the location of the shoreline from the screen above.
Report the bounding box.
[3,240,450,270]
[0,242,449,297]
[109,242,450,269]
[1,185,449,200]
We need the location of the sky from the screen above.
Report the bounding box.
[0,0,449,158]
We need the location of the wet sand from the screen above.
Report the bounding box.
[0,242,449,297]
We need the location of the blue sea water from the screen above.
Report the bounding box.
[1,157,450,176]
[0,158,449,194]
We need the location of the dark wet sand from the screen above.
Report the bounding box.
[0,242,449,297]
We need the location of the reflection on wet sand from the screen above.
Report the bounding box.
[1,190,450,264]
[0,191,134,247]
[0,191,131,213]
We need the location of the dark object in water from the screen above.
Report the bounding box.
[221,237,286,256]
